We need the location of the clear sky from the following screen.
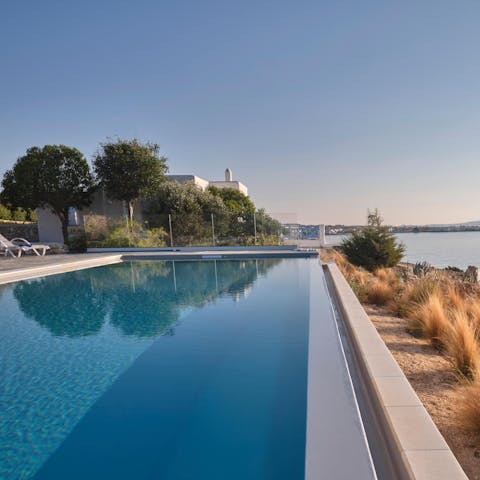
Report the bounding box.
[1,1,480,225]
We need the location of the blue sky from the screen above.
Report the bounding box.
[1,1,480,225]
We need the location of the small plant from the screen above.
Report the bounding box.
[84,214,109,241]
[407,277,440,305]
[444,310,480,380]
[341,209,405,272]
[413,261,433,277]
[444,283,465,312]
[96,221,168,248]
[367,280,394,306]
[465,298,480,331]
[67,233,88,253]
[409,293,449,346]
[457,381,480,432]
[375,268,400,289]
[349,279,370,303]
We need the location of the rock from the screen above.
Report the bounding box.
[464,266,480,283]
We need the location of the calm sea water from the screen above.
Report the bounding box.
[327,231,480,269]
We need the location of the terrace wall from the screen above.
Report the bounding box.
[0,222,38,242]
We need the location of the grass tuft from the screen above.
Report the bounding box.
[409,293,449,346]
[367,280,394,306]
[443,310,480,380]
[457,380,480,432]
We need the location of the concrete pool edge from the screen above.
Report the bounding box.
[0,249,318,285]
[0,254,123,285]
[324,262,468,480]
[305,261,377,480]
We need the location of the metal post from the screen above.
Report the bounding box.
[211,213,215,246]
[172,261,177,293]
[168,214,173,248]
[253,212,257,245]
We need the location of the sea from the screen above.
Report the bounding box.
[325,231,480,270]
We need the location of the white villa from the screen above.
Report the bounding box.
[167,168,248,196]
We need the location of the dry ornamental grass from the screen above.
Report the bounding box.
[321,248,480,471]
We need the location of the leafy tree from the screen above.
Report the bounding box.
[208,186,255,239]
[93,139,168,226]
[341,209,405,271]
[255,208,283,236]
[1,145,94,242]
[144,182,229,243]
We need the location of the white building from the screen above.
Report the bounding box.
[167,168,248,196]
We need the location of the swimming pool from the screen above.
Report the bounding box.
[1,258,375,479]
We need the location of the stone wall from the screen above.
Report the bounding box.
[0,222,39,242]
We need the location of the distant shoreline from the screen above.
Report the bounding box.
[326,226,480,235]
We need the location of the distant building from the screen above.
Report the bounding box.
[167,168,248,196]
[166,175,210,191]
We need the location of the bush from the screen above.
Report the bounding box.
[458,381,480,432]
[84,214,109,241]
[95,221,168,248]
[0,204,12,220]
[409,293,449,345]
[11,208,27,222]
[67,234,88,253]
[341,209,404,272]
[444,310,479,380]
[367,280,394,305]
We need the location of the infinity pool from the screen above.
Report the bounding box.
[0,258,375,479]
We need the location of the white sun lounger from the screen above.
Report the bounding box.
[0,234,51,258]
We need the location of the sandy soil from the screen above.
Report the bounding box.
[365,304,480,480]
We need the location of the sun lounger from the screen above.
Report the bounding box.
[0,234,51,258]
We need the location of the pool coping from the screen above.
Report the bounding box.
[324,262,468,480]
[305,261,377,480]
[0,250,318,285]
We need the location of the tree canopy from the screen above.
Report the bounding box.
[1,145,94,242]
[144,181,229,242]
[93,139,168,225]
[341,209,405,271]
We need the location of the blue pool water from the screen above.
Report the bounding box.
[1,259,312,479]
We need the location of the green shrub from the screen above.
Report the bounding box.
[96,221,168,248]
[68,234,88,253]
[11,208,27,222]
[341,209,404,272]
[28,209,37,222]
[0,204,12,220]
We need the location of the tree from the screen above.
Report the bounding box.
[254,208,284,236]
[93,139,168,226]
[208,186,255,238]
[341,209,405,271]
[1,145,94,243]
[143,181,229,243]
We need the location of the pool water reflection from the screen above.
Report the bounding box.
[1,259,310,480]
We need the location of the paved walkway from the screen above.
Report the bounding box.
[0,253,116,273]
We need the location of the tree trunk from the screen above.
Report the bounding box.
[128,200,134,229]
[60,213,69,245]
